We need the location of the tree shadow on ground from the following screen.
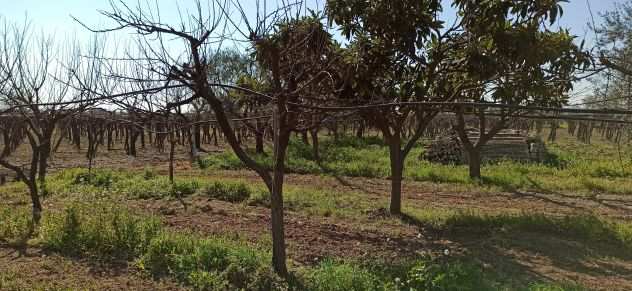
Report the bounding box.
[519,176,632,215]
[315,160,383,196]
[396,211,632,289]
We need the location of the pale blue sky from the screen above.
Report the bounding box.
[0,0,621,102]
[0,0,622,46]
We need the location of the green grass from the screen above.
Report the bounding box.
[39,202,162,260]
[138,231,282,290]
[402,207,632,250]
[250,185,377,218]
[1,198,598,290]
[26,167,632,253]
[40,168,374,220]
[44,168,202,199]
[305,259,385,291]
[204,180,257,203]
[199,137,394,177]
[528,282,589,291]
[0,205,33,243]
[199,133,632,195]
[33,202,281,290]
[303,257,588,291]
[0,269,75,291]
[1,130,628,290]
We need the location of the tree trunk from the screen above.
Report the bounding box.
[88,156,94,178]
[107,128,112,150]
[37,142,50,186]
[270,126,289,277]
[27,181,42,224]
[73,124,81,150]
[140,128,145,148]
[388,137,403,215]
[148,125,153,147]
[301,131,309,145]
[548,122,558,143]
[310,129,319,161]
[255,132,265,154]
[169,132,175,184]
[212,126,218,146]
[467,148,482,179]
[356,121,364,138]
[28,145,42,224]
[255,121,265,154]
[194,123,201,150]
[128,128,138,156]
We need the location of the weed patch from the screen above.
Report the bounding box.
[204,181,253,203]
[39,203,162,260]
[138,232,283,290]
[0,205,33,243]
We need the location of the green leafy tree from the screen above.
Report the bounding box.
[252,14,342,275]
[328,0,589,212]
[328,0,461,215]
[452,0,591,178]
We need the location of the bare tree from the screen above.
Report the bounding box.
[0,18,104,224]
[76,0,339,276]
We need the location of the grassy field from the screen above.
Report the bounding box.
[1,129,632,290]
[199,132,632,195]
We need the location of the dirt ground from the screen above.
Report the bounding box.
[129,193,632,291]
[0,246,183,290]
[3,141,632,290]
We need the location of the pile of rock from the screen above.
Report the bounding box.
[420,132,463,164]
[420,129,547,164]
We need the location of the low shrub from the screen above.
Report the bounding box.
[138,232,281,290]
[306,259,380,291]
[39,203,162,260]
[171,180,200,197]
[143,167,157,180]
[70,170,117,188]
[400,259,492,291]
[528,282,588,291]
[204,181,252,203]
[0,205,33,242]
[115,177,172,199]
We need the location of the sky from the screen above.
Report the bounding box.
[0,0,625,102]
[0,0,622,45]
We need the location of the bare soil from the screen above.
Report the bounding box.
[0,245,182,290]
